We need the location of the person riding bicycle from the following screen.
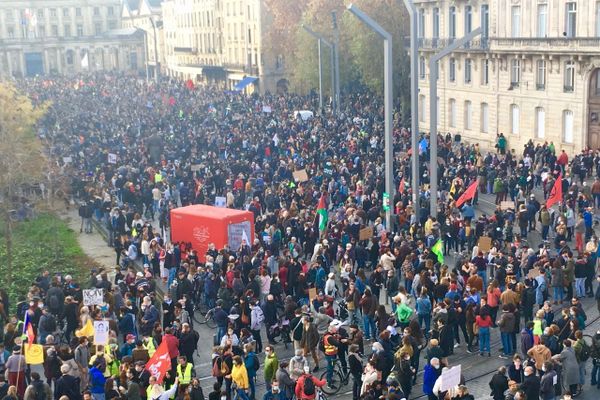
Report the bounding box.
[295,365,326,400]
[321,322,342,390]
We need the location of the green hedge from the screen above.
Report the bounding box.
[0,213,95,308]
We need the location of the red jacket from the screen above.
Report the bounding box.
[295,374,326,400]
[163,333,180,358]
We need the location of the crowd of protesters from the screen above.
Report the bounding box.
[0,72,600,400]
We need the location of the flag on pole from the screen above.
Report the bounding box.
[76,318,95,338]
[317,194,328,232]
[455,180,478,208]
[431,239,444,264]
[22,312,35,345]
[398,178,405,194]
[546,174,563,209]
[449,181,456,198]
[145,340,171,383]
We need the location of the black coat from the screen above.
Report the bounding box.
[520,375,541,400]
[488,372,508,400]
[54,374,82,400]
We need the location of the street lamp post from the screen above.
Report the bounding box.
[428,27,482,214]
[331,11,341,115]
[347,4,394,231]
[302,25,335,115]
[402,0,420,224]
[149,16,160,82]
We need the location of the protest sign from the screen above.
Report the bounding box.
[293,169,309,183]
[359,227,374,241]
[83,289,103,306]
[477,236,492,253]
[94,320,110,345]
[440,365,462,391]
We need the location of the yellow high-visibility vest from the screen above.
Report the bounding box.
[177,363,193,385]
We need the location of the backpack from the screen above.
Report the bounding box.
[303,375,315,396]
[578,341,591,362]
[252,354,260,371]
[48,294,60,311]
[33,381,46,400]
[319,334,330,352]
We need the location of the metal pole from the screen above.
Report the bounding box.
[332,11,341,115]
[330,46,335,113]
[150,17,160,82]
[302,25,334,114]
[428,27,482,215]
[139,28,149,83]
[402,0,420,224]
[347,4,394,231]
[318,39,323,113]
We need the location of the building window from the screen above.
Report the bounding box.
[50,8,57,17]
[564,61,575,92]
[511,104,520,134]
[464,59,472,83]
[66,51,73,65]
[38,25,45,37]
[63,8,69,17]
[481,59,489,85]
[94,22,102,35]
[481,5,489,39]
[37,9,44,18]
[93,7,100,16]
[449,99,456,127]
[449,58,456,82]
[536,60,546,90]
[75,7,82,17]
[419,95,426,122]
[535,107,545,138]
[465,5,472,34]
[511,59,521,87]
[464,100,472,130]
[481,103,489,133]
[596,2,600,36]
[64,24,71,36]
[432,8,440,40]
[76,24,83,36]
[566,2,577,37]
[7,26,14,38]
[595,70,600,96]
[51,25,58,36]
[537,4,547,37]
[563,110,574,143]
[108,6,114,16]
[511,6,521,37]
[449,6,456,39]
[419,56,425,79]
[108,21,116,30]
[418,8,425,38]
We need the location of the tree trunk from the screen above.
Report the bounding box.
[4,212,12,287]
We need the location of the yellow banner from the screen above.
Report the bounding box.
[25,344,44,365]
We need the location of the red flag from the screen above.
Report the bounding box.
[546,174,563,208]
[145,340,171,383]
[398,178,405,194]
[455,179,478,208]
[185,79,194,90]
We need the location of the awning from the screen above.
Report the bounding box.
[233,76,258,91]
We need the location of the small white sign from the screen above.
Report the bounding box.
[108,153,117,164]
[83,288,104,306]
[440,364,462,392]
[93,320,110,345]
[63,156,72,164]
[214,196,227,208]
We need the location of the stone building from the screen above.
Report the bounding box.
[415,0,600,152]
[0,0,145,77]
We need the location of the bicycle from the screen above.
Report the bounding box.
[192,307,217,329]
[319,358,350,395]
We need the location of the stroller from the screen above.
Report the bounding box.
[268,315,292,349]
[335,300,349,322]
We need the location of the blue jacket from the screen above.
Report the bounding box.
[244,352,258,378]
[89,367,106,394]
[118,312,136,336]
[423,364,440,395]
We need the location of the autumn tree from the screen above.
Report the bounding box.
[0,83,48,286]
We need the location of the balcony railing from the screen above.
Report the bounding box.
[564,85,574,93]
[419,37,489,50]
[536,83,545,90]
[492,37,600,50]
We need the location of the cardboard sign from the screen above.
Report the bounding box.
[308,287,317,302]
[108,153,117,164]
[190,164,202,172]
[93,320,110,345]
[359,227,374,241]
[477,236,492,253]
[527,268,540,279]
[440,364,462,391]
[501,201,515,211]
[214,196,226,208]
[293,169,309,183]
[83,288,104,306]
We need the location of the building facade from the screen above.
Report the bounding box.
[161,0,286,93]
[0,0,146,77]
[121,0,165,79]
[416,0,600,153]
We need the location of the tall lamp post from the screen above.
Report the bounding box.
[331,11,341,115]
[302,25,335,114]
[149,16,160,82]
[402,0,420,224]
[428,27,482,214]
[347,4,394,231]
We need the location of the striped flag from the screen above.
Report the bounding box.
[317,194,328,232]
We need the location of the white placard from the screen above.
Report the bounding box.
[214,196,226,208]
[62,156,72,164]
[262,105,272,113]
[108,153,117,164]
[83,288,104,306]
[93,320,110,345]
[440,364,462,392]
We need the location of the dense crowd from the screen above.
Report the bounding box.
[1,73,600,400]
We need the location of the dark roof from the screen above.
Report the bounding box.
[146,0,162,9]
[125,0,140,13]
